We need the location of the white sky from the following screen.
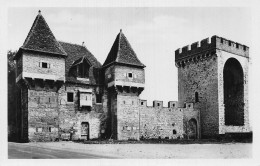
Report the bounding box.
[8,8,251,106]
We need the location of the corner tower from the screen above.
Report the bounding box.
[175,36,250,138]
[14,11,67,142]
[103,30,145,140]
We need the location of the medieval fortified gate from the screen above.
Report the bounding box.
[9,11,251,142]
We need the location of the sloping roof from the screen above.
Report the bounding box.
[59,41,101,77]
[102,30,145,68]
[21,10,67,56]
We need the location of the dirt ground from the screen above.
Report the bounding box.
[26,141,252,158]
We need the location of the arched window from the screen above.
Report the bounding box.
[195,92,199,102]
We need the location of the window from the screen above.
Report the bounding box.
[42,62,48,68]
[67,92,74,102]
[195,92,199,102]
[141,102,144,105]
[77,60,90,78]
[128,72,133,78]
[173,130,177,134]
[96,94,102,103]
[49,127,51,132]
[157,103,160,106]
[172,104,175,107]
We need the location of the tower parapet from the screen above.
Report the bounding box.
[175,35,249,64]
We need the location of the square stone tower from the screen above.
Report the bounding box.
[13,11,67,142]
[102,30,145,140]
[175,36,250,138]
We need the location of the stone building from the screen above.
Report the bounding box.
[175,36,251,138]
[9,11,250,142]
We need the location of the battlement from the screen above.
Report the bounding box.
[140,100,180,109]
[175,36,249,62]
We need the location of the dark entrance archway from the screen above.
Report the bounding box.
[223,58,244,126]
[187,118,197,139]
[81,122,89,140]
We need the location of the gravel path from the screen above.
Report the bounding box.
[22,141,252,158]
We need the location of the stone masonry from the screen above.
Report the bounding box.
[175,36,251,138]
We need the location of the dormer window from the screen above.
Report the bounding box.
[77,61,90,78]
[70,57,91,79]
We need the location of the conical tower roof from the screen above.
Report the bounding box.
[103,29,145,68]
[20,10,67,56]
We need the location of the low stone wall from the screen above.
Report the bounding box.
[139,101,182,139]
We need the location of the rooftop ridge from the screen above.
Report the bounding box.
[58,40,87,47]
[175,35,249,62]
[59,40,102,68]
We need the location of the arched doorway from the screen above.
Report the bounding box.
[223,58,244,126]
[187,118,197,139]
[81,122,89,140]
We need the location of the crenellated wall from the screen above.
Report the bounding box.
[139,100,199,139]
[175,35,249,63]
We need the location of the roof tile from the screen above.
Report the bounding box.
[22,12,67,56]
[103,30,145,68]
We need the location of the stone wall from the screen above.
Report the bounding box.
[28,89,59,141]
[178,54,219,137]
[17,85,29,142]
[114,65,145,84]
[139,101,184,139]
[117,94,140,140]
[104,65,145,84]
[58,83,107,140]
[22,52,65,80]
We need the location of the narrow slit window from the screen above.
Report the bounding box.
[195,92,199,102]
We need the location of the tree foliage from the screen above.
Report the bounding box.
[8,50,17,140]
